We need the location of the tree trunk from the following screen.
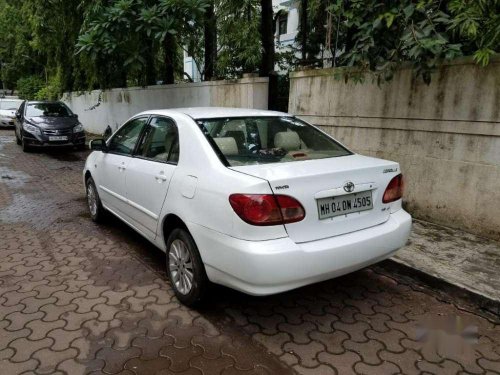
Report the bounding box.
[300,0,308,64]
[164,34,176,84]
[259,0,275,77]
[145,39,156,86]
[204,1,216,81]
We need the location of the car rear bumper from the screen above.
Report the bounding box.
[189,209,412,296]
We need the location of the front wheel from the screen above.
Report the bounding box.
[21,137,31,152]
[166,228,209,307]
[86,177,106,222]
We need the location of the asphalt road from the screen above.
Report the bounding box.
[0,129,499,375]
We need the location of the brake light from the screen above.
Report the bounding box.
[229,194,305,226]
[383,174,404,203]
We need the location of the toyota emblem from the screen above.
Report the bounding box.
[343,181,355,193]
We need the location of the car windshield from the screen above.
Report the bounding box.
[26,102,72,117]
[0,100,22,110]
[197,116,352,166]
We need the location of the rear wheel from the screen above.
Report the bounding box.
[166,228,209,307]
[86,177,105,222]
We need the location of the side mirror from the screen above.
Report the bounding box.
[72,114,79,119]
[103,125,113,141]
[89,139,108,152]
[15,111,21,119]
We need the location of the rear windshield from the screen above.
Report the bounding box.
[0,100,22,110]
[197,116,351,166]
[26,102,73,118]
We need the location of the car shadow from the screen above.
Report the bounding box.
[98,210,375,313]
[30,146,89,161]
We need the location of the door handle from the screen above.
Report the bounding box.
[155,172,168,182]
[118,162,126,171]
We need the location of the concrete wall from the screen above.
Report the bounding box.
[62,77,269,134]
[289,57,500,240]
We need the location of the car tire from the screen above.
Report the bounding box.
[86,177,105,223]
[21,138,31,152]
[166,228,209,307]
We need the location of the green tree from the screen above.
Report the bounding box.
[17,75,44,100]
[215,0,262,77]
[296,0,498,83]
[0,0,91,96]
[449,0,500,66]
[77,0,209,86]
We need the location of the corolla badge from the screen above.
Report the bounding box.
[343,181,355,193]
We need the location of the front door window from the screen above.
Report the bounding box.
[108,117,148,155]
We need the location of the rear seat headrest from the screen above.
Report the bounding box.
[214,137,238,155]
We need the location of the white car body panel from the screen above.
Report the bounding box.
[97,153,130,215]
[189,209,411,295]
[0,109,16,126]
[231,155,400,243]
[0,99,22,127]
[125,157,175,238]
[83,107,412,296]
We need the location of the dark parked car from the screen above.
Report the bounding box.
[14,101,86,152]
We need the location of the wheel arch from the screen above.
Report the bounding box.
[84,170,92,183]
[161,213,189,248]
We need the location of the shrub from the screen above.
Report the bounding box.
[35,72,63,101]
[17,76,45,100]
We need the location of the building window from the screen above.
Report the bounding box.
[278,14,288,35]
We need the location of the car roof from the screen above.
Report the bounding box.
[142,107,290,120]
[26,101,63,104]
[0,98,22,101]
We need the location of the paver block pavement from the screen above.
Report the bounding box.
[1,129,499,375]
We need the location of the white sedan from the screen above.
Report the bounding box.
[83,108,411,306]
[0,98,23,127]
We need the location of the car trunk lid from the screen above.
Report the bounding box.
[230,154,400,243]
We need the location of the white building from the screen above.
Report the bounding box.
[274,0,299,50]
[182,1,300,82]
[183,51,202,83]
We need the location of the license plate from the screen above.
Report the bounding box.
[49,136,68,141]
[317,190,373,219]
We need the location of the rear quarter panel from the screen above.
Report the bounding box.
[158,114,288,247]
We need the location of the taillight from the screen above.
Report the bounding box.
[382,174,404,203]
[229,194,305,226]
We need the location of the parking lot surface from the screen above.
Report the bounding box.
[0,129,499,375]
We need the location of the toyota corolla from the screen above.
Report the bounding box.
[83,108,411,306]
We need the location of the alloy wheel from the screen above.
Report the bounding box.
[87,183,98,217]
[168,239,194,295]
